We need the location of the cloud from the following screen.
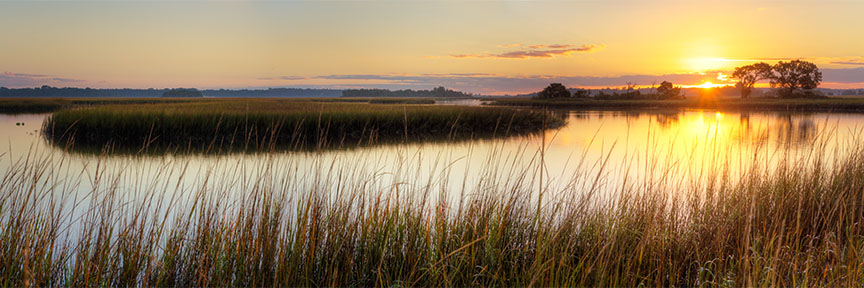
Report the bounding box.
[498,43,522,48]
[257,76,305,81]
[1,72,83,88]
[528,44,571,49]
[450,44,600,59]
[49,77,83,82]
[832,61,864,66]
[722,56,864,66]
[278,76,305,80]
[822,68,864,83]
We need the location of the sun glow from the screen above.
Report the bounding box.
[683,57,752,73]
[699,82,717,89]
[681,81,730,89]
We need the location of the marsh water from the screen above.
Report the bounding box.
[3,109,861,207]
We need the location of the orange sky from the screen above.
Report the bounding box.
[1,0,862,94]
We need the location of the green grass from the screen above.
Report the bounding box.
[43,99,561,153]
[491,97,864,112]
[4,125,864,286]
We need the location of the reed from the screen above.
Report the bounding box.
[3,112,864,286]
[43,99,560,152]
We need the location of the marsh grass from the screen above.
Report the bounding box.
[43,99,559,153]
[0,97,438,114]
[5,112,864,286]
[0,98,69,113]
[0,97,203,114]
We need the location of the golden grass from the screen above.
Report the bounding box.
[3,119,864,286]
[43,99,561,153]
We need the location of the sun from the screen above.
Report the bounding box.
[681,81,729,89]
[699,81,717,89]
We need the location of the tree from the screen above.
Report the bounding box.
[732,62,771,99]
[535,83,571,99]
[572,88,591,98]
[768,60,822,98]
[656,81,682,99]
[432,86,447,97]
[162,88,203,98]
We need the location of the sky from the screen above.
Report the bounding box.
[1,0,863,95]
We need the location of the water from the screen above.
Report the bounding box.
[3,109,860,194]
[2,109,862,238]
[434,98,487,106]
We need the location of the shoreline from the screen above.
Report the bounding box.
[487,97,864,112]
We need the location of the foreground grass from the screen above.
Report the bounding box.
[491,97,864,112]
[44,99,559,152]
[4,126,864,286]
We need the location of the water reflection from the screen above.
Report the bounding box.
[0,109,862,204]
[551,110,829,150]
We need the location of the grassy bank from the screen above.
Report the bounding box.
[0,98,73,113]
[43,99,560,152]
[3,129,864,286]
[0,98,202,114]
[0,97,440,114]
[491,97,864,112]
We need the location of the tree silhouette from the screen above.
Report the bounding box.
[732,62,771,99]
[656,81,682,99]
[768,60,822,98]
[535,83,571,99]
[162,88,203,98]
[572,88,591,98]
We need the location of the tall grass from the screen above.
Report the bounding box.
[0,97,201,114]
[4,115,864,286]
[43,99,559,153]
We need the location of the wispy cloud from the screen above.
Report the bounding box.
[822,67,864,83]
[720,56,864,66]
[257,76,305,81]
[1,72,83,88]
[527,44,571,49]
[497,43,522,48]
[832,61,864,66]
[449,44,600,59]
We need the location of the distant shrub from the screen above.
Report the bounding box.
[342,87,472,98]
[571,88,591,98]
[535,83,571,99]
[162,88,203,98]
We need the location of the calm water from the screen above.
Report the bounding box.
[2,109,862,224]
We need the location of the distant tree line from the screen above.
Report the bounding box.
[162,88,203,98]
[0,86,343,98]
[840,89,864,96]
[204,88,342,98]
[534,81,684,100]
[0,85,165,98]
[342,86,472,98]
